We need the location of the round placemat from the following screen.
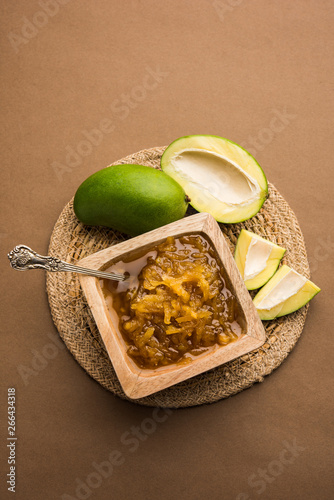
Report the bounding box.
[46,146,310,408]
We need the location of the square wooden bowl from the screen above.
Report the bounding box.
[78,213,265,399]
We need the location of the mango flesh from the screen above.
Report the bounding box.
[161,135,268,223]
[253,265,320,320]
[73,164,188,236]
[234,229,286,290]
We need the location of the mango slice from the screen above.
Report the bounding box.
[253,265,320,320]
[234,229,286,290]
[161,135,268,223]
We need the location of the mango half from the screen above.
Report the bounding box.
[234,229,286,290]
[161,135,268,223]
[73,164,188,236]
[253,265,320,320]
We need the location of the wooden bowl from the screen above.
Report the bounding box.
[78,213,266,399]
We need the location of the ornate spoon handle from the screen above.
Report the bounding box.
[7,245,127,282]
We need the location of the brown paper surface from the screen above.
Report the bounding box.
[1,1,333,499]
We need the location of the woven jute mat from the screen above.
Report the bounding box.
[46,146,310,408]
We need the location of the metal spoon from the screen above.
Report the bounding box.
[7,245,128,281]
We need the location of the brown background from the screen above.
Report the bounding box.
[1,1,333,499]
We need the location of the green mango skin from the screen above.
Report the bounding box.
[73,164,189,236]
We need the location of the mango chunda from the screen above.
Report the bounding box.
[102,235,246,369]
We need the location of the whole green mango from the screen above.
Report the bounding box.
[73,164,189,236]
